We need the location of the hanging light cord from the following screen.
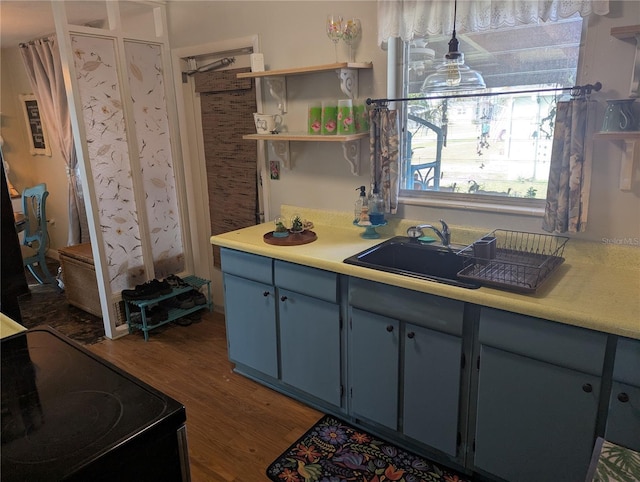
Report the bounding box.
[447,0,459,59]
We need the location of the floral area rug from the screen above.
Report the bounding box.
[266,414,473,482]
[586,437,640,482]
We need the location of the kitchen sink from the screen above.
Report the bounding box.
[344,236,481,289]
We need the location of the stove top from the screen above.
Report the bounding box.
[1,328,186,481]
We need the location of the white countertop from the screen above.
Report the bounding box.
[1,313,27,339]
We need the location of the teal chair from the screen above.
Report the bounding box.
[20,183,59,289]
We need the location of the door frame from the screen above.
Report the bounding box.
[171,35,269,306]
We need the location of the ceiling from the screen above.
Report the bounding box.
[3,2,55,46]
[0,1,138,47]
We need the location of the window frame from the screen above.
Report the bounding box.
[391,17,587,216]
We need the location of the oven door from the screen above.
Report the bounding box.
[66,420,191,482]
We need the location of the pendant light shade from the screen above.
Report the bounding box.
[421,0,486,93]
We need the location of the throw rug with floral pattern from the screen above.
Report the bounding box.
[586,437,640,482]
[266,414,473,482]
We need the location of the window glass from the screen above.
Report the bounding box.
[400,16,584,202]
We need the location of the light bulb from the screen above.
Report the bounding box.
[446,59,462,86]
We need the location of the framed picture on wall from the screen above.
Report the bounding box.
[19,93,51,156]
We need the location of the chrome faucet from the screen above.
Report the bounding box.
[407,219,451,246]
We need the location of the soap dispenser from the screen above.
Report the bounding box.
[354,186,370,224]
[368,185,385,225]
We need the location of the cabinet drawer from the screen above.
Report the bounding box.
[614,337,640,386]
[349,278,464,336]
[479,307,608,376]
[274,260,338,303]
[220,248,273,284]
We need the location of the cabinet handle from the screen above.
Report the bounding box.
[280,295,288,302]
[618,392,630,403]
[407,332,415,339]
[263,291,270,297]
[582,383,593,393]
[386,325,394,332]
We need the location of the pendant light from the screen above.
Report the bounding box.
[421,0,486,93]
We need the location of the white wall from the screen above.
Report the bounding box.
[2,0,639,260]
[168,0,385,225]
[168,0,640,244]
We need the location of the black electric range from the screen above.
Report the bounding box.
[1,327,190,481]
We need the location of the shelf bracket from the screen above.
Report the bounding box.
[265,76,287,114]
[342,140,361,175]
[269,140,291,169]
[337,68,358,99]
[619,138,638,191]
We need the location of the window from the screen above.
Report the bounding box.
[398,15,585,207]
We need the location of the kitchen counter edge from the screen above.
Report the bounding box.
[211,222,640,340]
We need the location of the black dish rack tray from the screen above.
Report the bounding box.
[456,230,569,293]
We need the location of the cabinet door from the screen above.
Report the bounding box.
[279,289,341,406]
[474,345,600,482]
[403,323,462,457]
[606,382,640,452]
[605,336,640,451]
[349,308,399,430]
[223,273,278,378]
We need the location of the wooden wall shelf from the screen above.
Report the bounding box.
[610,25,640,39]
[240,62,373,175]
[244,133,368,175]
[609,25,640,98]
[593,131,640,141]
[237,62,373,79]
[242,133,368,142]
[603,24,640,190]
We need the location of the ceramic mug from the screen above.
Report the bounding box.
[602,99,636,132]
[253,113,283,134]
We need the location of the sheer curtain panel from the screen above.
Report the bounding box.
[20,37,88,245]
[377,0,609,47]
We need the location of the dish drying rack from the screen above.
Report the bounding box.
[456,230,569,293]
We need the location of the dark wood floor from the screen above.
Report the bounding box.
[89,310,322,482]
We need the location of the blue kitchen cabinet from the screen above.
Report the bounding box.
[275,260,342,408]
[221,249,278,378]
[218,245,636,482]
[403,322,463,458]
[221,250,343,409]
[473,308,608,482]
[348,278,466,460]
[349,307,399,430]
[605,336,640,451]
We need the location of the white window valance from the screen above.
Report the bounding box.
[377,0,610,47]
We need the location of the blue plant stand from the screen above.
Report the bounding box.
[353,220,387,239]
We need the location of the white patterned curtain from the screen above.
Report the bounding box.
[370,108,400,214]
[377,0,609,46]
[20,37,88,246]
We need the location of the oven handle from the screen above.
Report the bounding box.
[177,424,191,481]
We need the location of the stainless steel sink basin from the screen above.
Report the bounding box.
[344,236,481,289]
